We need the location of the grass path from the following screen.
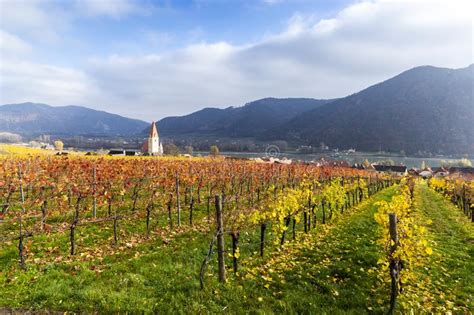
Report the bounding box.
[407,182,474,313]
[233,185,399,314]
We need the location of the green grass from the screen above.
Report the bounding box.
[235,185,399,314]
[1,183,472,313]
[403,182,474,313]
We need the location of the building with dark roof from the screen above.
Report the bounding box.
[373,164,407,175]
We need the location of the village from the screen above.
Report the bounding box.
[100,121,474,179]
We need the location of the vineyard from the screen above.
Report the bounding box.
[0,155,472,313]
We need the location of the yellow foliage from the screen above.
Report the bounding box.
[374,181,433,309]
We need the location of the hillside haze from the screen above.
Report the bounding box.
[0,103,148,137]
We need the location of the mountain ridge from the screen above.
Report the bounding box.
[0,102,149,137]
[269,64,473,154]
[157,97,334,137]
[1,64,472,155]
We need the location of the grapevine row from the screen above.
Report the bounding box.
[428,177,474,221]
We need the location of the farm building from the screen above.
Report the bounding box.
[372,164,407,176]
[448,167,474,175]
[108,149,141,156]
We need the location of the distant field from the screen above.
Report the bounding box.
[0,155,472,313]
[0,144,53,156]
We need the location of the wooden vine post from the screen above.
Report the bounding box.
[230,232,239,273]
[189,185,194,225]
[215,195,226,282]
[260,223,267,257]
[167,193,173,229]
[18,165,26,269]
[70,196,82,255]
[40,197,47,231]
[92,165,97,218]
[388,213,400,314]
[176,173,181,226]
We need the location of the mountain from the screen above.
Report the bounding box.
[270,65,473,154]
[0,103,149,137]
[4,64,472,155]
[157,98,333,137]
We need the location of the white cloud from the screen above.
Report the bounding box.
[0,0,148,44]
[0,30,32,57]
[0,0,68,43]
[75,0,148,18]
[81,0,473,120]
[0,0,472,121]
[262,0,284,5]
[0,58,98,107]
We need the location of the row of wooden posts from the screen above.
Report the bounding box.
[206,178,394,287]
[431,184,473,222]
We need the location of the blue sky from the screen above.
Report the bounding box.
[1,0,472,121]
[6,1,353,65]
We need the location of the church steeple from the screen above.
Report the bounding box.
[149,121,159,138]
[142,121,163,156]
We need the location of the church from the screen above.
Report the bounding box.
[142,121,164,156]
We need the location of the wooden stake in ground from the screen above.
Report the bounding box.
[260,223,267,257]
[167,193,173,229]
[70,196,82,255]
[388,213,400,314]
[230,232,239,273]
[17,165,26,269]
[176,173,181,226]
[92,165,97,218]
[215,195,226,282]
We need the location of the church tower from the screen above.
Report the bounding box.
[142,121,163,156]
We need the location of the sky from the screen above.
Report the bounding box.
[0,0,473,121]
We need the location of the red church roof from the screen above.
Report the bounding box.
[149,121,159,138]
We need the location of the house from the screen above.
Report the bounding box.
[432,167,449,177]
[108,149,141,156]
[40,143,55,150]
[408,168,419,175]
[419,170,433,178]
[330,160,351,168]
[108,149,126,156]
[125,150,141,156]
[448,167,474,175]
[142,121,163,156]
[372,164,407,176]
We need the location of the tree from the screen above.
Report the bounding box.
[163,143,180,156]
[362,159,371,168]
[377,159,395,166]
[210,145,220,157]
[440,158,472,168]
[54,140,64,151]
[184,146,194,155]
